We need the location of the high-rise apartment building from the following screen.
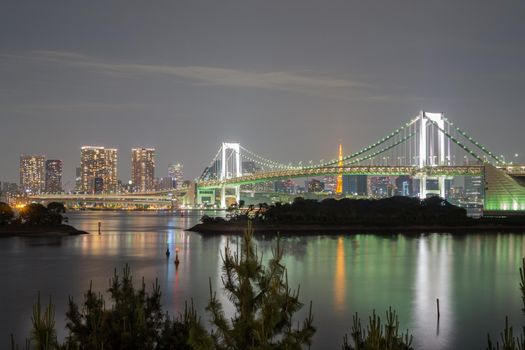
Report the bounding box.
[45,159,63,193]
[168,163,184,188]
[80,146,118,194]
[20,155,45,194]
[1,182,19,204]
[131,148,155,192]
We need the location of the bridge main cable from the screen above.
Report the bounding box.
[240,146,301,169]
[311,117,418,168]
[199,146,222,180]
[443,117,504,164]
[344,130,416,165]
[427,119,487,164]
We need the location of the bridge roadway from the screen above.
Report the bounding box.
[29,189,187,204]
[197,165,485,188]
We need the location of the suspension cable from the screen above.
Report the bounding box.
[427,119,486,164]
[240,146,301,169]
[344,131,416,165]
[315,117,418,168]
[443,118,504,164]
[199,146,222,180]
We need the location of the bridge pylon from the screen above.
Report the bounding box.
[219,142,242,208]
[414,111,449,199]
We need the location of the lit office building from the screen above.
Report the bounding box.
[20,155,45,194]
[395,175,413,197]
[132,148,155,192]
[307,179,324,193]
[342,175,368,196]
[45,159,63,193]
[80,146,118,194]
[465,175,484,207]
[168,163,184,188]
[274,179,296,193]
[157,177,175,191]
[368,176,392,198]
[323,176,337,193]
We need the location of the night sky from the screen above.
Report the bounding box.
[1,1,524,187]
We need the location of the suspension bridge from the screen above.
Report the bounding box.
[30,111,525,214]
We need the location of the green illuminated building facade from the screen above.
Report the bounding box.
[484,164,525,214]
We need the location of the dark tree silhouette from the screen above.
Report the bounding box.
[19,203,64,225]
[47,202,66,214]
[0,202,14,225]
[225,196,469,226]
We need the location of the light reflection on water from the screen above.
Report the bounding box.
[1,211,525,349]
[334,237,346,312]
[413,237,453,349]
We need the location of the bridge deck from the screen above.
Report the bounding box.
[198,165,484,188]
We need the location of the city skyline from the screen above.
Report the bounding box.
[1,1,524,184]
[5,145,186,192]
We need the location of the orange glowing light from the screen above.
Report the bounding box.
[336,144,343,194]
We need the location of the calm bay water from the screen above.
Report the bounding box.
[1,211,525,349]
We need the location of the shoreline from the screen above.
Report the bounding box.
[0,224,89,237]
[188,222,525,235]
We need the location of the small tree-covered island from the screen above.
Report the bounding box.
[190,196,525,234]
[0,202,87,236]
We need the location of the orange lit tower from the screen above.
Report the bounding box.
[336,143,343,194]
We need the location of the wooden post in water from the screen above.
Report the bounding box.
[437,298,440,320]
[98,221,101,235]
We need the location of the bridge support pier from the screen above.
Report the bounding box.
[220,185,240,209]
[439,176,446,199]
[419,175,427,199]
[418,175,447,199]
[220,186,226,209]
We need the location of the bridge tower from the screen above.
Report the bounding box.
[416,111,448,199]
[220,142,242,208]
[336,143,343,195]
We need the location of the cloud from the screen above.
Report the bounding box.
[1,50,365,98]
[0,102,151,114]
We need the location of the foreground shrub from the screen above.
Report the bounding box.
[14,265,193,350]
[486,258,525,350]
[189,221,316,349]
[341,308,413,350]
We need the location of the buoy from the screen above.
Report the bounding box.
[175,248,180,266]
[165,247,170,257]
